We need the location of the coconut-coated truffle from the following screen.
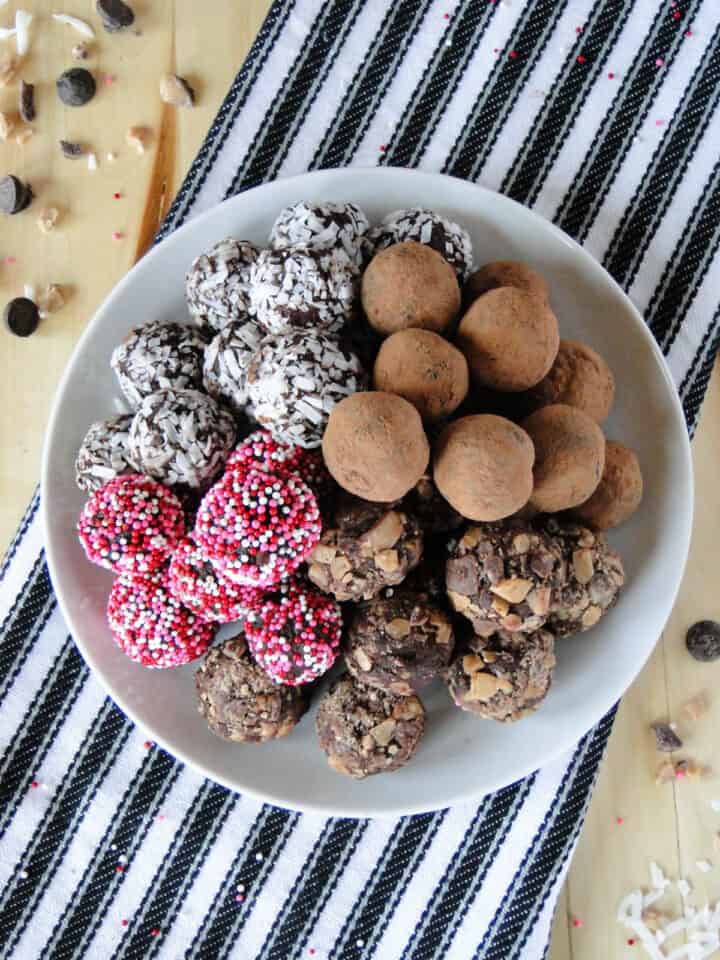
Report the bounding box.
[463,261,549,308]
[525,339,615,424]
[361,242,461,336]
[522,404,605,512]
[372,329,469,422]
[455,288,559,392]
[573,441,643,531]
[433,415,534,521]
[322,392,430,502]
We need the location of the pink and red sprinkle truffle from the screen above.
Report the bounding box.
[77,474,185,575]
[167,536,264,623]
[225,430,332,498]
[107,568,214,667]
[193,468,321,588]
[246,583,342,685]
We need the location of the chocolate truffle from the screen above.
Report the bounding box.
[463,261,549,308]
[403,474,464,535]
[541,517,625,635]
[368,208,474,280]
[185,238,258,333]
[315,673,425,779]
[346,592,455,695]
[111,320,206,409]
[522,404,605,512]
[75,414,137,492]
[249,245,356,336]
[202,319,263,414]
[446,628,556,721]
[373,328,469,422]
[195,634,308,743]
[573,441,643,531]
[307,503,423,602]
[128,388,236,490]
[433,415,534,522]
[455,288,559,392]
[322,392,430,502]
[269,200,369,268]
[247,329,365,449]
[524,340,615,424]
[446,522,566,635]
[361,242,461,337]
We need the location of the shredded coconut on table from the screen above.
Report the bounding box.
[52,13,94,38]
[14,9,31,55]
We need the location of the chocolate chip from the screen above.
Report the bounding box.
[19,80,35,122]
[446,556,479,595]
[0,175,32,215]
[57,68,96,107]
[651,722,683,752]
[59,139,84,159]
[96,0,135,32]
[686,620,720,662]
[4,298,39,338]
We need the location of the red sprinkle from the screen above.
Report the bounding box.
[104,74,116,85]
[676,767,686,779]
[121,920,128,927]
[443,12,449,18]
[572,917,583,928]
[143,741,152,749]
[685,29,692,36]
[627,938,635,946]
[235,894,244,903]
[616,815,624,825]
[608,72,616,78]
[31,781,39,789]
[112,231,123,241]
[577,55,586,63]
[4,255,16,264]
[575,26,582,33]
[113,192,122,200]
[509,50,517,59]
[673,9,681,17]
[116,865,124,873]
[379,145,385,152]
[655,57,664,66]
[151,928,159,937]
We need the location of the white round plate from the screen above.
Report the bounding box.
[43,168,693,817]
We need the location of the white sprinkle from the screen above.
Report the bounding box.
[106,151,116,162]
[110,844,117,851]
[356,939,365,947]
[87,152,98,171]
[41,783,49,791]
[650,861,670,890]
[118,854,128,865]
[19,870,28,879]
[255,852,263,862]
[0,27,15,40]
[711,799,720,812]
[15,9,31,55]
[52,13,94,38]
[678,877,692,897]
[236,884,245,893]
[697,860,713,873]
[23,283,35,300]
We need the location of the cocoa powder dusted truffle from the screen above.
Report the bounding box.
[307,502,423,602]
[522,404,605,512]
[540,517,625,635]
[433,415,534,522]
[455,288,559,392]
[128,388,237,490]
[368,208,474,280]
[185,238,258,332]
[111,320,206,409]
[247,329,365,449]
[345,592,455,695]
[446,628,556,721]
[202,319,263,414]
[195,634,308,742]
[75,414,137,493]
[269,200,369,268]
[573,441,643,531]
[463,261,549,308]
[361,242,461,336]
[249,245,356,335]
[524,339,615,424]
[373,328,469,422]
[446,522,566,635]
[315,673,425,779]
[322,392,430,502]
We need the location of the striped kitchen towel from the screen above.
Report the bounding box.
[2,1,719,958]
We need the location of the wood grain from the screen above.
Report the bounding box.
[1,6,718,957]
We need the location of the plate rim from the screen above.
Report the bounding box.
[41,167,694,817]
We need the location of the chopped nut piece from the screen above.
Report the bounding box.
[460,528,481,549]
[38,284,65,315]
[512,533,531,554]
[14,126,33,145]
[126,125,150,154]
[491,577,533,604]
[309,543,336,565]
[0,57,18,87]
[362,511,404,551]
[491,596,510,617]
[526,586,551,617]
[462,654,484,673]
[641,908,667,932]
[572,548,594,584]
[369,719,396,746]
[392,697,423,720]
[468,672,503,702]
[353,648,372,672]
[37,207,60,233]
[0,111,15,141]
[434,620,452,645]
[329,554,351,579]
[680,758,712,781]
[159,72,195,107]
[385,618,411,639]
[682,692,709,723]
[72,42,90,61]
[447,590,471,611]
[481,649,498,663]
[581,604,602,628]
[652,721,683,753]
[375,549,400,573]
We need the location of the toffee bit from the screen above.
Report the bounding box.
[37,207,60,233]
[14,126,33,145]
[59,139,84,159]
[159,73,195,107]
[0,56,18,87]
[683,691,709,722]
[655,760,676,785]
[651,721,683,752]
[0,111,14,141]
[126,125,150,154]
[71,42,90,61]
[38,283,65,315]
[19,80,34,122]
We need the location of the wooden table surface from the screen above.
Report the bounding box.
[1,4,718,957]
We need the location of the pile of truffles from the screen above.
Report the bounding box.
[74,202,643,781]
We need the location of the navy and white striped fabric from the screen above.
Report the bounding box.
[1,1,719,957]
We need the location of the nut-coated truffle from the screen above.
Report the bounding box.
[373,328,469,422]
[522,404,605,512]
[322,392,430,502]
[361,242,461,336]
[455,288,559,392]
[433,415,534,521]
[524,339,615,424]
[573,441,643,531]
[463,261,549,308]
